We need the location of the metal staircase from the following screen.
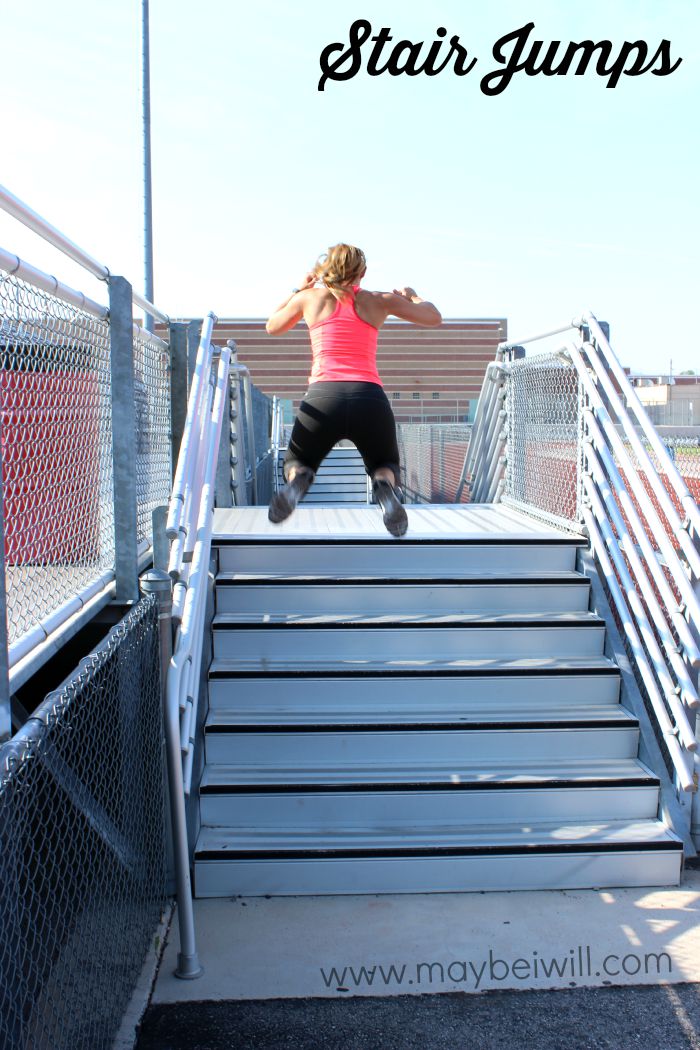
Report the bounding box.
[193,506,683,897]
[276,444,370,505]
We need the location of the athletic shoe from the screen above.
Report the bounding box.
[268,468,314,523]
[372,479,408,537]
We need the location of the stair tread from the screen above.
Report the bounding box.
[205,705,636,728]
[195,819,681,854]
[212,610,605,628]
[216,571,590,585]
[209,655,620,676]
[212,505,585,543]
[201,757,656,789]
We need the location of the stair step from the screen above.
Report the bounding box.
[193,820,682,896]
[200,757,656,790]
[211,611,606,661]
[215,573,591,614]
[216,540,582,575]
[200,778,661,829]
[196,818,679,856]
[206,701,628,727]
[207,655,617,680]
[204,724,640,765]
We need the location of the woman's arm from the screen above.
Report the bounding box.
[384,287,442,327]
[265,272,316,334]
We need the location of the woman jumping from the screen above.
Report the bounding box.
[265,244,442,536]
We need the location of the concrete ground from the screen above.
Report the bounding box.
[134,868,700,1048]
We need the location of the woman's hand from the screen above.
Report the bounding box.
[298,271,317,290]
[393,286,418,301]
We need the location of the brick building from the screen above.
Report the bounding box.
[210,317,506,424]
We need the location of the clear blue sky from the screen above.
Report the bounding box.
[2,1,698,373]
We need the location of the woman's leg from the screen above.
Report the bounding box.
[268,385,344,523]
[348,386,408,537]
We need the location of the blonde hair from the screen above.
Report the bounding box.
[314,244,366,296]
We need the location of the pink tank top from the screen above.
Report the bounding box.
[307,285,381,385]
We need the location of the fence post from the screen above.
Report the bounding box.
[109,276,139,601]
[187,318,202,389]
[0,458,10,741]
[169,322,189,482]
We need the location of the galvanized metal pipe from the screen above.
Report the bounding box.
[569,343,700,630]
[170,345,232,794]
[584,480,697,749]
[0,247,108,317]
[498,320,580,352]
[0,184,168,323]
[580,338,700,579]
[167,313,217,538]
[584,312,700,539]
[468,373,504,501]
[0,182,108,279]
[584,413,700,665]
[582,507,695,790]
[584,454,698,706]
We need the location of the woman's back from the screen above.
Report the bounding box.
[306,285,380,385]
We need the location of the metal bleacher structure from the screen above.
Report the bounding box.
[1,186,699,1046]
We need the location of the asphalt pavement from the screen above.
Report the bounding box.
[136,982,700,1050]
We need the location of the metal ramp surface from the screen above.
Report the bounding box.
[194,504,683,896]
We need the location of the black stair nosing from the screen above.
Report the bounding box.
[200,775,659,795]
[213,537,588,547]
[212,615,606,631]
[215,574,591,588]
[208,664,621,680]
[195,839,682,862]
[205,717,639,734]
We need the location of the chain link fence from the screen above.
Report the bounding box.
[502,354,582,528]
[396,423,471,504]
[0,261,174,680]
[0,595,168,1050]
[0,272,115,651]
[133,329,172,547]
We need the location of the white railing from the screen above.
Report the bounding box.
[0,183,167,324]
[166,315,228,792]
[466,313,700,796]
[160,316,230,978]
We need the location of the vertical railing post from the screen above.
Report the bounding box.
[0,454,10,741]
[215,347,234,509]
[242,372,258,506]
[227,342,247,506]
[169,322,189,483]
[109,276,139,602]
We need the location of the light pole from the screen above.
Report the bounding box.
[142,0,154,332]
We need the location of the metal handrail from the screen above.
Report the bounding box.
[229,352,258,506]
[0,246,107,319]
[0,182,169,323]
[584,312,700,539]
[456,360,506,502]
[470,314,700,793]
[0,246,170,352]
[161,318,230,979]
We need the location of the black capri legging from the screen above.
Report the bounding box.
[284,381,401,483]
